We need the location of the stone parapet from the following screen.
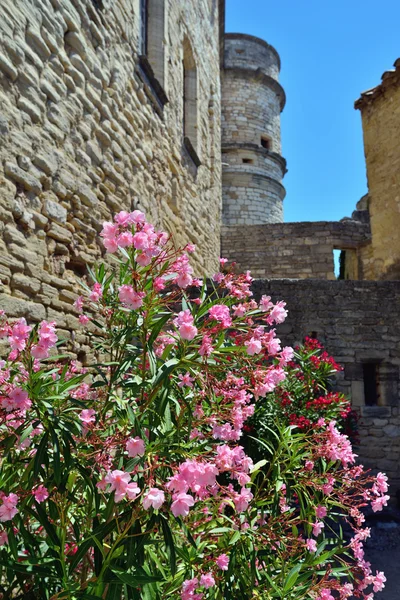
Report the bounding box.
[222,220,371,279]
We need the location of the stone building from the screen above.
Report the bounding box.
[354,60,400,281]
[0,1,399,492]
[0,0,224,323]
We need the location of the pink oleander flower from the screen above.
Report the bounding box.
[80,409,96,426]
[133,231,149,250]
[0,493,18,522]
[178,372,194,388]
[117,231,134,248]
[371,494,390,512]
[143,488,165,510]
[317,590,334,600]
[74,295,84,313]
[171,493,195,517]
[126,437,145,457]
[305,460,314,471]
[0,530,8,546]
[259,295,273,311]
[8,318,31,352]
[312,521,324,536]
[245,337,262,356]
[306,538,317,552]
[104,470,140,503]
[153,277,166,292]
[216,553,230,571]
[181,577,199,599]
[137,252,152,266]
[200,573,215,589]
[89,283,103,302]
[186,243,196,253]
[199,334,214,357]
[267,301,288,325]
[3,388,31,412]
[233,487,253,512]
[372,570,386,593]
[375,472,389,494]
[208,304,232,327]
[315,506,328,519]
[33,485,49,503]
[118,285,145,310]
[79,314,90,325]
[176,310,197,341]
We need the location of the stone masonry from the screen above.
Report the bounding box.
[0,0,223,356]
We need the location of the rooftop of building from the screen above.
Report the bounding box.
[355,58,400,110]
[224,33,281,70]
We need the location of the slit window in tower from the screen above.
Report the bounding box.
[139,0,148,56]
[182,36,199,164]
[363,362,380,406]
[261,136,271,150]
[242,158,253,164]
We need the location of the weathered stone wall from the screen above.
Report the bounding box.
[355,62,400,280]
[221,34,286,226]
[252,278,400,493]
[0,0,223,349]
[222,220,371,279]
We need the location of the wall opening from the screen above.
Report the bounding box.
[261,136,271,150]
[242,158,253,164]
[183,36,198,156]
[333,249,341,279]
[363,362,380,406]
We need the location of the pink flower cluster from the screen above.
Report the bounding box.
[321,421,356,467]
[101,470,140,503]
[31,321,57,360]
[101,210,168,264]
[0,493,18,522]
[118,285,146,310]
[175,310,198,341]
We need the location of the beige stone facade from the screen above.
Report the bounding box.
[354,60,400,280]
[0,0,223,347]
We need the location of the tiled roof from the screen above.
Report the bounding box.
[355,58,400,109]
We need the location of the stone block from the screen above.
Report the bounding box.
[0,293,46,321]
[4,163,42,195]
[47,223,73,243]
[43,199,67,224]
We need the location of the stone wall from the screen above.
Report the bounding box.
[0,0,223,350]
[355,61,400,280]
[252,278,400,493]
[222,220,371,279]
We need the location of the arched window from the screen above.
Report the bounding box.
[182,36,199,165]
[139,0,166,90]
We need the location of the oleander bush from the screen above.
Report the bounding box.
[0,211,388,599]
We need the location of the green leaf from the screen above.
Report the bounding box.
[283,563,302,592]
[160,516,176,576]
[112,568,164,586]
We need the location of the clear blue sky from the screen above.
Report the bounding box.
[226,0,400,223]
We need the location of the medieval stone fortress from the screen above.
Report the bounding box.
[0,0,399,493]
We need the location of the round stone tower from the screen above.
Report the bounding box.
[222,33,287,225]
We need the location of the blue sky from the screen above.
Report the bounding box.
[226,0,400,223]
